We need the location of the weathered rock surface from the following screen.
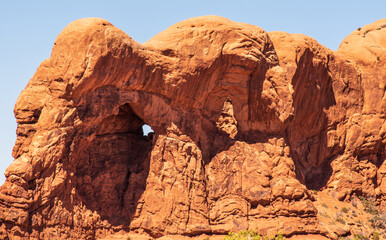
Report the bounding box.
[0,16,385,239]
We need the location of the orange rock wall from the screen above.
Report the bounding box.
[0,16,385,239]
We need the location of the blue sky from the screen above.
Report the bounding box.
[0,0,385,184]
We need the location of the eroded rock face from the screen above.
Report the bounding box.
[0,16,385,239]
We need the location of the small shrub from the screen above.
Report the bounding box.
[359,196,379,215]
[373,231,380,240]
[321,203,328,208]
[353,234,368,240]
[336,217,346,224]
[357,27,362,31]
[341,207,349,213]
[377,56,380,61]
[273,233,285,240]
[224,230,262,240]
[224,231,286,240]
[370,214,386,229]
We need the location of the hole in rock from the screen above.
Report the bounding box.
[142,124,154,137]
[304,160,333,190]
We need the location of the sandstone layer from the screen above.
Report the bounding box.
[0,16,385,239]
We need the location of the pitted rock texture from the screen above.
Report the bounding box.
[0,16,385,239]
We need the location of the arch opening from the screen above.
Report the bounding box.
[142,124,154,137]
[72,103,153,226]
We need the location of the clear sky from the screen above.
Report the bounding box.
[0,0,385,184]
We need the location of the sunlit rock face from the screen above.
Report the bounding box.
[0,16,385,239]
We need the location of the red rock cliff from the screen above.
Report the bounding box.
[0,16,385,239]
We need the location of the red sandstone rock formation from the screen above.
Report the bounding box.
[0,16,385,239]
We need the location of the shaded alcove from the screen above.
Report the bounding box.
[71,103,154,226]
[285,49,338,191]
[303,158,334,190]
